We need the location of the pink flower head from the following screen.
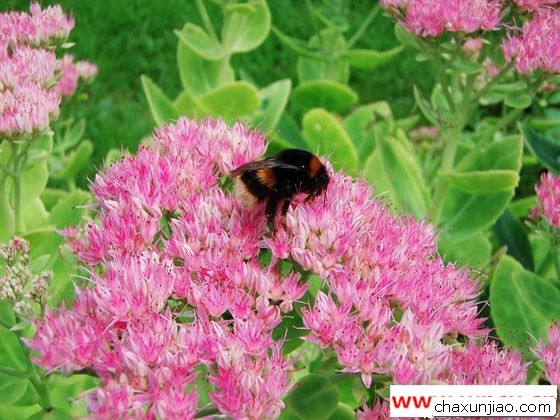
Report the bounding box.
[533,324,560,386]
[383,0,501,38]
[0,3,74,47]
[442,341,527,385]
[463,38,484,59]
[502,8,560,75]
[57,53,98,96]
[534,172,560,228]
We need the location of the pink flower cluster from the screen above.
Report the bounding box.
[58,53,98,97]
[534,172,560,228]
[0,3,95,138]
[28,118,528,417]
[0,2,73,47]
[502,8,560,75]
[533,324,560,387]
[381,0,501,37]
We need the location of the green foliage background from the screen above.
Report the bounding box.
[0,0,432,167]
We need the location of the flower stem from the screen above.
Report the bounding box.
[195,0,218,42]
[0,173,15,240]
[551,236,560,283]
[29,365,53,411]
[430,124,462,224]
[347,4,380,49]
[10,141,24,233]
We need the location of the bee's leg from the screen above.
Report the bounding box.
[281,198,291,215]
[265,191,280,223]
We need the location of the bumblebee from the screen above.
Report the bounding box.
[230,149,329,222]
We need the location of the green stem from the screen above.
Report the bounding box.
[0,173,15,240]
[347,4,380,49]
[426,41,457,114]
[0,365,28,378]
[430,124,462,224]
[10,142,23,233]
[551,236,560,283]
[471,61,513,103]
[28,365,53,411]
[195,0,218,42]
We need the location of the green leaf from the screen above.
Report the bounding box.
[341,46,403,69]
[48,250,77,307]
[275,114,308,150]
[451,59,485,75]
[176,26,234,95]
[521,123,560,172]
[394,24,419,49]
[490,255,560,358]
[510,196,536,219]
[505,92,533,109]
[413,85,438,125]
[198,81,260,122]
[251,79,291,134]
[336,375,365,409]
[173,90,199,116]
[222,0,271,53]
[439,136,523,240]
[19,135,52,201]
[292,80,358,114]
[22,197,49,232]
[302,108,359,173]
[493,207,534,271]
[327,403,355,420]
[365,133,429,219]
[141,75,179,126]
[0,325,27,372]
[297,29,349,83]
[24,228,63,264]
[267,135,294,156]
[285,374,339,420]
[440,170,519,195]
[41,188,67,211]
[12,380,39,406]
[56,140,93,182]
[59,119,85,153]
[343,104,378,158]
[271,27,323,60]
[297,58,349,85]
[48,374,100,417]
[492,81,527,94]
[174,23,224,60]
[438,232,491,267]
[272,308,306,355]
[0,404,42,419]
[0,374,27,406]
[0,300,16,328]
[49,189,91,229]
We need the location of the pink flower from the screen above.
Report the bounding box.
[0,3,74,47]
[463,38,484,59]
[534,172,560,228]
[0,4,92,138]
[533,324,560,386]
[502,8,560,75]
[441,341,527,385]
[30,117,510,417]
[57,53,98,96]
[25,290,107,374]
[383,0,501,38]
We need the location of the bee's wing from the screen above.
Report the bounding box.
[229,158,300,177]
